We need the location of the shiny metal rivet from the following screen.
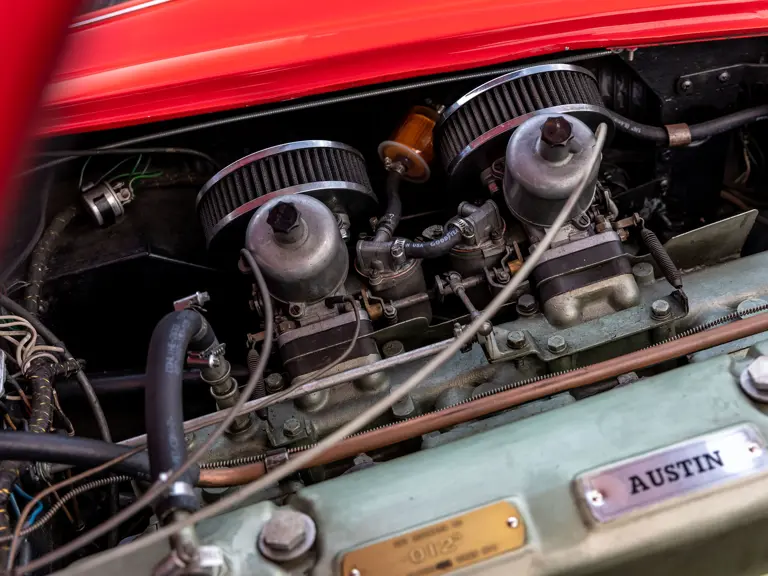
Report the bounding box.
[680,79,693,92]
[586,489,604,507]
[547,334,567,353]
[349,569,362,576]
[718,71,731,83]
[651,299,671,320]
[506,516,519,528]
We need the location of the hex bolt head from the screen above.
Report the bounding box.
[540,116,573,147]
[517,294,538,316]
[651,299,671,320]
[258,509,317,563]
[506,331,526,349]
[283,417,302,438]
[266,201,300,234]
[547,334,567,353]
[680,79,693,92]
[748,357,768,392]
[265,372,286,393]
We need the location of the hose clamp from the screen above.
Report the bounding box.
[188,342,226,369]
[390,238,407,267]
[449,217,475,243]
[665,123,692,147]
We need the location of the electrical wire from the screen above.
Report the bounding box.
[34,148,219,169]
[8,445,147,570]
[0,175,51,289]
[23,50,611,177]
[14,249,275,574]
[3,476,132,543]
[18,123,608,575]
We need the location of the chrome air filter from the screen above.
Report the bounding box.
[437,64,612,188]
[197,140,376,249]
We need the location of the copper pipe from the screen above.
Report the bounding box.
[198,311,768,486]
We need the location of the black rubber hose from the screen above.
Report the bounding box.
[403,226,462,258]
[606,104,768,145]
[24,204,78,315]
[373,171,403,242]
[145,309,215,513]
[0,432,168,480]
[603,110,668,143]
[689,104,768,140]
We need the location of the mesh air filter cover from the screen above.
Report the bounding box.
[437,64,612,187]
[196,140,376,249]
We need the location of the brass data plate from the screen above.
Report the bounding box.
[341,501,525,576]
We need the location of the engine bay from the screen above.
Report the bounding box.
[4,36,768,574]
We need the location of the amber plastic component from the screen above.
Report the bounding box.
[378,105,439,182]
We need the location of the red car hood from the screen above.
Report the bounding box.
[41,0,768,137]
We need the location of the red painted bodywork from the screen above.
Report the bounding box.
[43,0,768,137]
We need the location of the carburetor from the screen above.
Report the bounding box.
[504,114,639,326]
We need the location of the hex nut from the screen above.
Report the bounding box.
[651,299,671,320]
[540,116,573,147]
[547,334,567,353]
[748,357,768,392]
[267,202,300,234]
[506,331,526,349]
[258,509,316,563]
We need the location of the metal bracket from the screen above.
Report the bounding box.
[678,63,768,94]
[174,291,211,312]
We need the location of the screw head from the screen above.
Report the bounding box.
[547,334,567,353]
[267,202,300,234]
[651,299,671,320]
[517,294,538,316]
[506,330,526,349]
[680,79,693,92]
[748,357,768,391]
[540,116,573,147]
[382,340,405,358]
[718,71,731,83]
[283,417,302,437]
[586,489,605,507]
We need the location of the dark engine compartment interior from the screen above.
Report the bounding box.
[3,35,768,572]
